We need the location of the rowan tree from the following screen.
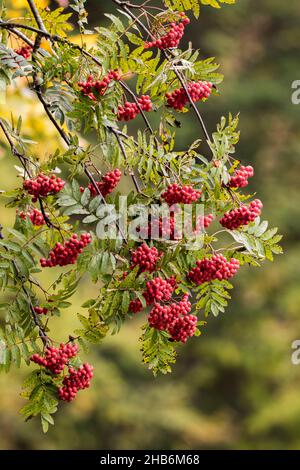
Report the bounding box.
[0,0,282,432]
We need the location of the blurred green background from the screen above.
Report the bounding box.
[0,0,300,450]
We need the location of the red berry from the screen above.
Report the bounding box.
[78,71,120,101]
[30,343,79,375]
[166,81,212,111]
[219,199,263,230]
[117,95,152,121]
[144,14,190,50]
[162,184,201,205]
[148,294,196,343]
[15,45,32,59]
[58,363,94,402]
[40,233,92,268]
[229,165,254,188]
[188,254,240,285]
[23,174,65,202]
[130,243,162,273]
[80,169,122,197]
[34,306,48,315]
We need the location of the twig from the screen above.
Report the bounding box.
[27,0,47,33]
[113,0,212,145]
[0,119,59,229]
[108,126,141,193]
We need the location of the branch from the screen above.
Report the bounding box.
[27,0,47,33]
[0,119,59,229]
[108,126,141,193]
[113,0,212,145]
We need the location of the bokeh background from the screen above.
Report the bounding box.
[0,0,300,450]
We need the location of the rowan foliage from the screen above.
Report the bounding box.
[0,0,282,431]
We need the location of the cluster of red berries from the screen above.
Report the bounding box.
[188,254,240,286]
[78,70,120,101]
[129,276,176,313]
[30,343,78,375]
[23,174,65,202]
[131,243,162,273]
[162,184,202,205]
[15,45,32,59]
[117,95,152,121]
[19,208,46,226]
[220,199,263,230]
[197,213,214,230]
[229,165,254,188]
[40,233,92,268]
[144,13,190,49]
[138,212,179,241]
[34,306,48,315]
[80,169,122,198]
[166,81,213,111]
[149,294,197,343]
[58,363,94,402]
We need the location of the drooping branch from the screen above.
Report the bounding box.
[113,0,212,145]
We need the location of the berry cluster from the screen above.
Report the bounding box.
[19,208,46,226]
[188,213,214,236]
[80,169,122,198]
[131,243,162,273]
[30,343,78,375]
[166,81,213,111]
[23,174,65,202]
[144,276,175,303]
[78,70,120,101]
[229,165,254,188]
[220,199,263,230]
[149,295,197,343]
[129,276,176,313]
[34,306,48,315]
[162,184,202,205]
[188,254,240,286]
[58,363,94,402]
[15,45,32,59]
[117,95,152,121]
[144,13,190,49]
[138,212,179,241]
[40,233,92,268]
[199,213,214,229]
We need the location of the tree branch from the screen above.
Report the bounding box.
[27,0,47,33]
[108,126,141,193]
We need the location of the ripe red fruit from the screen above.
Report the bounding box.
[15,45,32,59]
[34,306,48,315]
[30,343,78,375]
[188,254,240,285]
[40,233,92,268]
[129,276,177,313]
[117,95,152,121]
[219,199,263,230]
[23,174,65,202]
[131,243,162,273]
[80,169,122,197]
[166,81,213,111]
[58,363,94,402]
[162,184,202,205]
[229,165,254,188]
[148,294,197,343]
[78,70,120,101]
[19,208,46,226]
[144,13,190,50]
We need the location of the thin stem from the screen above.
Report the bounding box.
[27,0,47,33]
[113,0,212,146]
[84,166,128,243]
[108,126,141,193]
